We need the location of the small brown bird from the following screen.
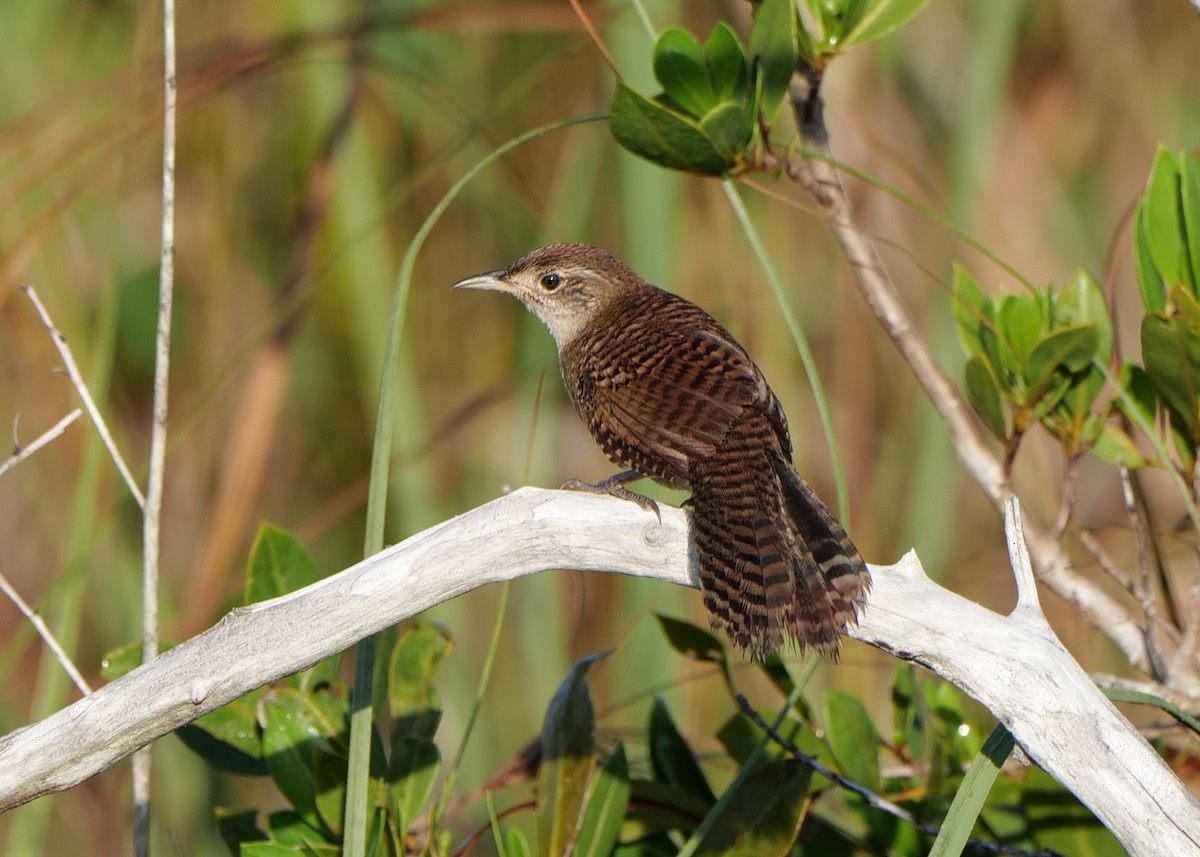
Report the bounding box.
[454,243,870,657]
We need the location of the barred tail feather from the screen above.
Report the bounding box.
[689,412,871,658]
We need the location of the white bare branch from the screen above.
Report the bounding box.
[0,489,1194,855]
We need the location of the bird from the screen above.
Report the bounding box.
[453,242,870,658]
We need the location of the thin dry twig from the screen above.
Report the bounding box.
[134,0,178,852]
[0,569,93,697]
[19,285,145,509]
[0,410,82,479]
[784,65,1156,676]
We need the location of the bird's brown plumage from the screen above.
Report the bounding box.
[455,242,870,657]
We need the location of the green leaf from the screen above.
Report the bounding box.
[260,687,348,838]
[1103,687,1200,734]
[389,621,452,741]
[246,524,319,605]
[1183,151,1200,291]
[964,355,1008,440]
[716,712,820,777]
[654,28,717,119]
[536,654,605,856]
[216,807,267,852]
[1091,424,1149,468]
[698,102,753,160]
[505,828,533,857]
[997,292,1043,368]
[242,842,307,857]
[649,697,716,804]
[952,263,990,358]
[822,690,880,792]
[927,723,1014,857]
[1025,324,1099,394]
[265,809,329,848]
[176,691,267,775]
[1142,146,1186,289]
[655,614,733,693]
[574,744,632,857]
[1116,362,1158,430]
[609,83,729,175]
[1024,767,1122,855]
[749,0,800,123]
[692,760,812,856]
[1141,302,1200,443]
[388,737,440,833]
[99,640,173,680]
[623,779,712,841]
[843,0,933,48]
[1135,198,1166,312]
[1057,269,1112,363]
[891,664,932,761]
[705,22,749,103]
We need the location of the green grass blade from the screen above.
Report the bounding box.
[927,722,1014,857]
[343,112,606,857]
[722,179,853,527]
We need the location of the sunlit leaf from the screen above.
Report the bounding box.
[1090,424,1149,468]
[1142,146,1186,289]
[843,0,933,48]
[822,690,880,792]
[536,654,605,855]
[575,744,631,857]
[952,263,990,358]
[609,83,729,175]
[654,28,716,119]
[389,621,452,741]
[964,355,1008,440]
[176,691,267,775]
[246,523,319,605]
[692,760,812,856]
[705,22,749,103]
[699,102,753,159]
[749,0,800,122]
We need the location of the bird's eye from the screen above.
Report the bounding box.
[539,273,561,291]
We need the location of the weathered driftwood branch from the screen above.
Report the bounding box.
[0,489,1196,854]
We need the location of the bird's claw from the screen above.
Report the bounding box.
[561,477,662,523]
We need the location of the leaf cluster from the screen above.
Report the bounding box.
[608,0,929,176]
[955,147,1200,486]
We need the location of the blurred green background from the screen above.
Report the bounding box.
[1,0,1198,854]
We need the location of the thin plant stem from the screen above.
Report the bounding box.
[19,285,145,510]
[345,113,606,857]
[135,0,177,853]
[723,179,853,527]
[0,410,81,478]
[0,568,92,696]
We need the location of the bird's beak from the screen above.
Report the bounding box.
[452,269,511,292]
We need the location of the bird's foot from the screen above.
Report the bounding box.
[561,471,661,522]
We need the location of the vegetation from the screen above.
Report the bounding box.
[1,0,1199,855]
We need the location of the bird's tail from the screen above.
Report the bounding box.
[688,411,871,658]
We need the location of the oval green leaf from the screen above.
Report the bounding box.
[654,28,717,119]
[389,621,452,741]
[964,355,1008,440]
[705,22,749,103]
[536,654,605,855]
[822,689,880,793]
[246,523,319,605]
[609,83,729,175]
[749,0,800,123]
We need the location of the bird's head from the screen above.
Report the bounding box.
[453,243,640,350]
